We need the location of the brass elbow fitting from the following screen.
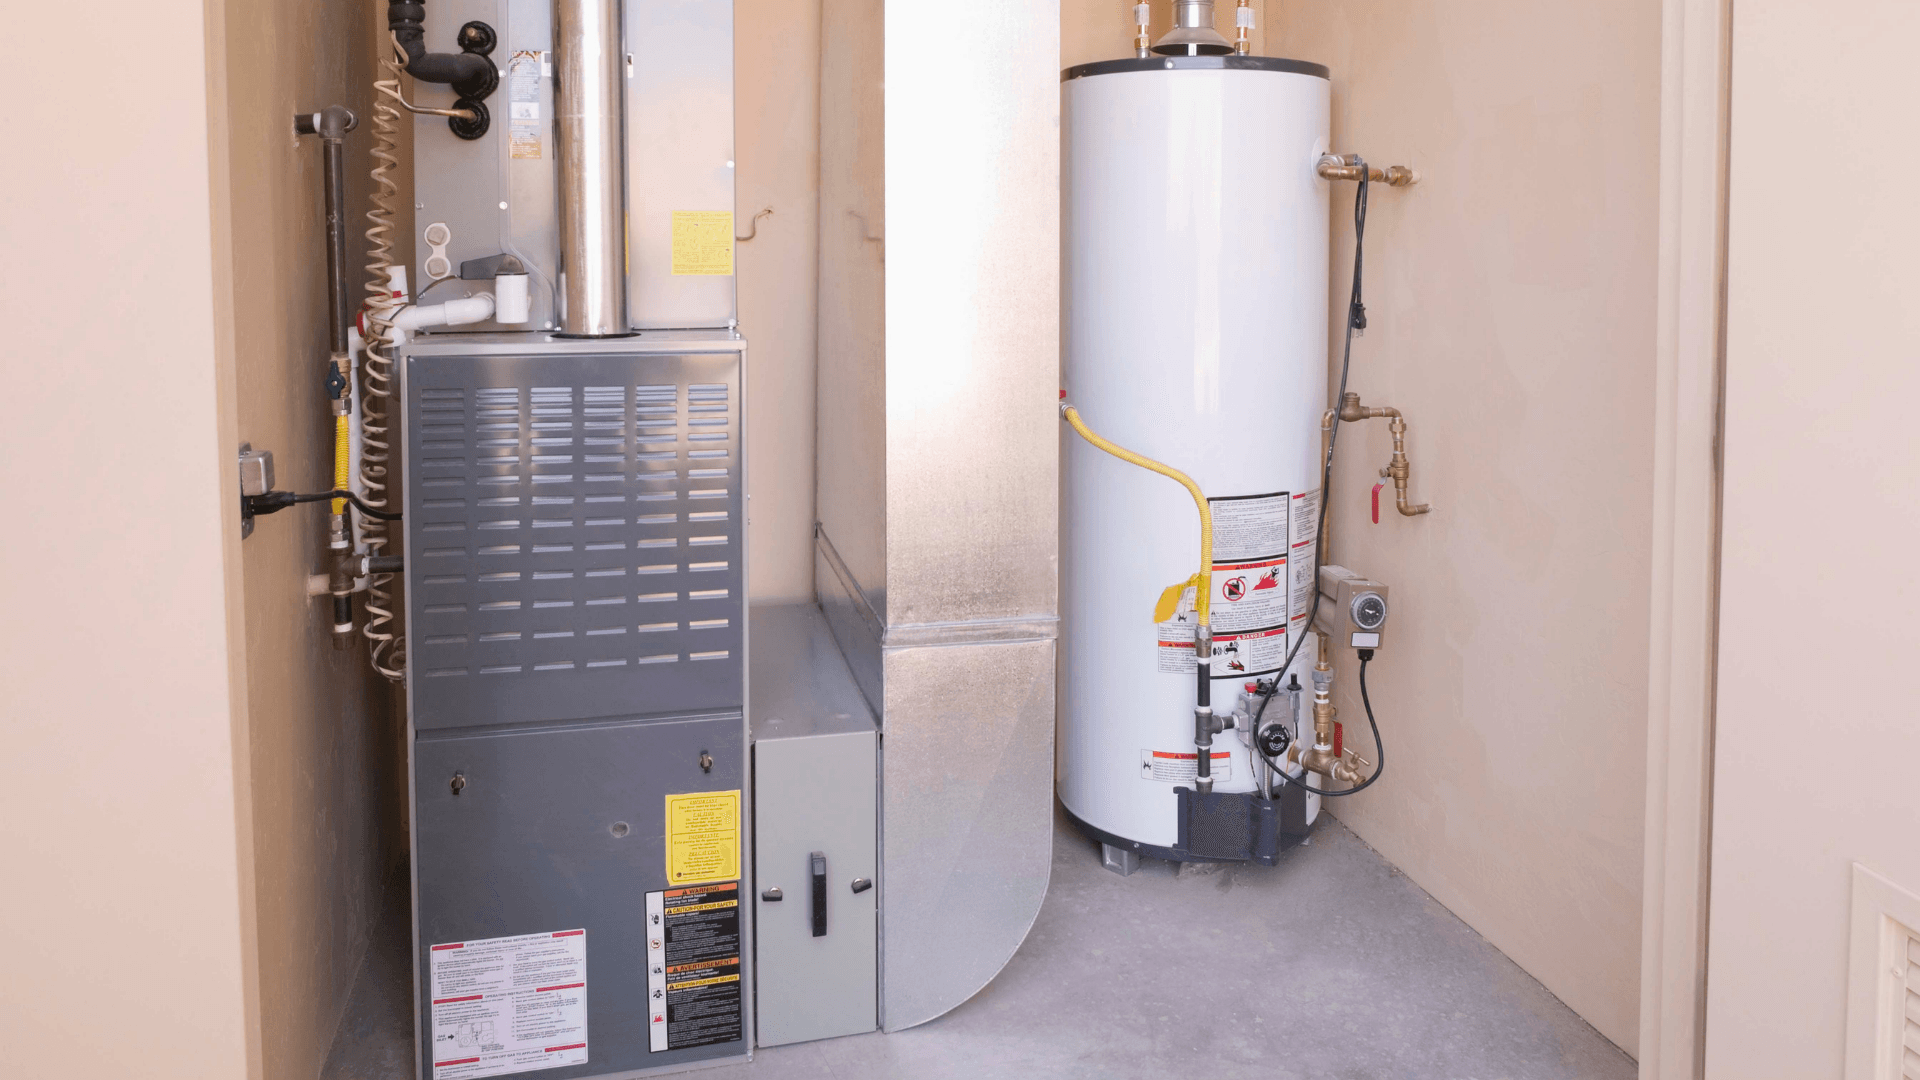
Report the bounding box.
[1317,154,1419,187]
[1338,392,1434,517]
[1284,649,1373,785]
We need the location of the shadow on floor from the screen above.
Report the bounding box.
[324,806,1634,1080]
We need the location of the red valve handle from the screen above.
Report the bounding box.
[1371,482,1385,525]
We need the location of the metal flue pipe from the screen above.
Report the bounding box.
[554,0,630,336]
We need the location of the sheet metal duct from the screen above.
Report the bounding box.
[815,0,1061,1032]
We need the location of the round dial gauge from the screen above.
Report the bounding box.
[1351,592,1388,631]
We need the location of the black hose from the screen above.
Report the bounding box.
[1246,163,1371,745]
[387,1,497,98]
[1255,651,1385,798]
[245,489,404,522]
[1243,164,1383,798]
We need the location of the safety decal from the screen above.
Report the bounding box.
[646,883,743,1053]
[428,929,588,1079]
[671,211,735,276]
[508,51,543,160]
[1140,749,1233,783]
[665,790,740,886]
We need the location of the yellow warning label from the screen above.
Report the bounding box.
[665,790,740,885]
[667,973,742,991]
[671,211,735,276]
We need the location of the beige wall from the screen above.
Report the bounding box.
[738,0,822,604]
[1278,0,1661,1054]
[1703,1,1920,1075]
[0,0,258,1076]
[217,1,409,1078]
[1062,0,1663,1054]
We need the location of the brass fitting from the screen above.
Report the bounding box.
[1134,2,1151,58]
[1286,651,1370,784]
[1234,0,1253,55]
[1339,392,1433,517]
[1317,154,1419,187]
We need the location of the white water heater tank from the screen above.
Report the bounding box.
[1060,55,1333,855]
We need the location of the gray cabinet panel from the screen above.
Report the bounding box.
[414,715,747,1076]
[752,731,878,1046]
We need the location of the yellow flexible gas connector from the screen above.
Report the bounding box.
[1061,402,1213,623]
[331,413,351,514]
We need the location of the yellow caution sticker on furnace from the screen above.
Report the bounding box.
[664,790,740,885]
[671,211,734,276]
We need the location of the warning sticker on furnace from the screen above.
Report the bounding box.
[428,929,588,1080]
[1141,749,1232,783]
[646,883,744,1053]
[671,211,735,276]
[507,51,543,160]
[665,790,741,886]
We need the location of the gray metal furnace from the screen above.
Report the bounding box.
[387,0,1060,1075]
[403,334,751,1077]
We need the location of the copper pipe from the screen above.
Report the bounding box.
[1319,407,1337,563]
[1134,2,1151,58]
[1287,650,1368,784]
[1317,154,1419,188]
[1339,392,1434,517]
[1234,0,1253,54]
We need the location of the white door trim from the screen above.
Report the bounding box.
[1639,0,1732,1077]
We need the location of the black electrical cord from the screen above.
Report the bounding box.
[1243,162,1385,798]
[246,489,404,521]
[1254,651,1385,798]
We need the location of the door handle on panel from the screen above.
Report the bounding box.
[810,851,827,937]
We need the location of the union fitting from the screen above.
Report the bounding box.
[1317,154,1419,187]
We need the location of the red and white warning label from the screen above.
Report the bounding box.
[1141,749,1233,783]
[1156,490,1306,677]
[429,929,588,1080]
[1210,555,1288,633]
[1289,489,1320,631]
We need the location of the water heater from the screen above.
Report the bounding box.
[1059,54,1333,866]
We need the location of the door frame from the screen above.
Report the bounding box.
[1638,0,1732,1076]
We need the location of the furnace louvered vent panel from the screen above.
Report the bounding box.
[403,350,744,730]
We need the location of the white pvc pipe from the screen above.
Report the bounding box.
[391,292,495,330]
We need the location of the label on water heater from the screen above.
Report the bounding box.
[1289,490,1320,634]
[1141,749,1233,783]
[427,929,588,1080]
[1156,491,1303,678]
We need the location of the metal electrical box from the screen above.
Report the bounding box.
[748,605,879,1047]
[411,0,736,333]
[403,332,750,1078]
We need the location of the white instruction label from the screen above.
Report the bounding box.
[1141,749,1233,783]
[1289,489,1320,631]
[1210,492,1291,563]
[429,929,588,1080]
[508,51,543,160]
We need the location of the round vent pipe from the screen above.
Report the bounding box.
[1153,0,1235,56]
[555,0,631,336]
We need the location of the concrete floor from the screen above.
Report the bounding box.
[324,807,1634,1080]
